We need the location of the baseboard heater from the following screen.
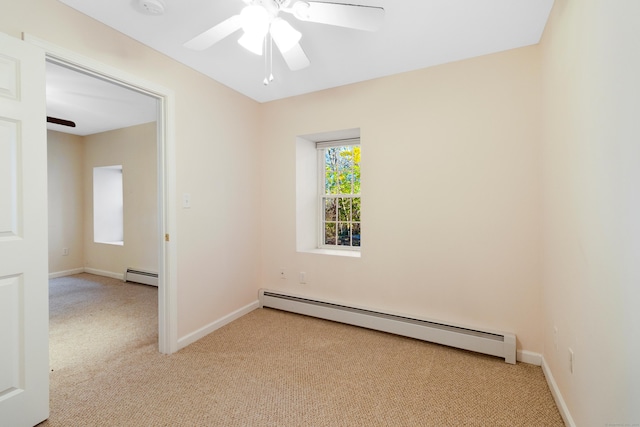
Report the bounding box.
[124,268,158,287]
[259,289,516,364]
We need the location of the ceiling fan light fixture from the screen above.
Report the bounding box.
[238,32,265,55]
[240,5,271,36]
[238,4,271,55]
[270,18,301,53]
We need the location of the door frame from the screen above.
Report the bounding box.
[24,34,178,354]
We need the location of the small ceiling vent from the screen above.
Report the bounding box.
[134,0,165,16]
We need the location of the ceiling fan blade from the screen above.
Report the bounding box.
[296,2,384,32]
[47,116,76,128]
[184,15,243,51]
[278,43,310,71]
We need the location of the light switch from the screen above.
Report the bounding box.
[183,193,191,209]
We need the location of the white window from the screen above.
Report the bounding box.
[317,140,361,249]
[93,165,123,245]
[296,129,361,257]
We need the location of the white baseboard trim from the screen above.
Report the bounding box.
[542,355,576,427]
[517,350,542,366]
[177,300,260,351]
[84,267,124,281]
[49,268,85,279]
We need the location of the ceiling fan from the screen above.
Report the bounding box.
[47,116,76,128]
[184,0,384,82]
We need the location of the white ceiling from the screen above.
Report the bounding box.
[55,0,555,104]
[46,61,157,136]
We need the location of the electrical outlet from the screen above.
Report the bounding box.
[569,348,574,373]
[553,326,558,352]
[279,269,286,280]
[63,248,69,256]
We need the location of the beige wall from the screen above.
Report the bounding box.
[540,0,640,424]
[259,46,543,353]
[1,0,262,338]
[47,130,84,273]
[14,2,640,422]
[47,123,157,277]
[83,122,158,275]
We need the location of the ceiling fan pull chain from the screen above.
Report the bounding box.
[269,34,274,83]
[263,35,269,85]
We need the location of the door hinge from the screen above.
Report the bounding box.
[165,233,170,242]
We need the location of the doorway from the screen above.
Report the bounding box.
[28,33,178,354]
[46,59,160,349]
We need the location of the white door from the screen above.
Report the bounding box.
[0,32,49,426]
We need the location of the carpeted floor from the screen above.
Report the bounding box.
[41,273,564,426]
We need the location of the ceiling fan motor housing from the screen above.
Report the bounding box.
[252,0,282,17]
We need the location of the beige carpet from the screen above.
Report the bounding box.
[41,273,564,426]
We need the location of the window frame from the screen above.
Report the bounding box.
[93,165,124,246]
[316,139,361,251]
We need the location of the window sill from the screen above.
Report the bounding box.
[95,241,124,246]
[299,248,361,258]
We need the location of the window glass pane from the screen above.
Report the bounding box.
[324,222,336,245]
[338,198,351,222]
[325,171,337,194]
[324,198,337,221]
[352,197,361,222]
[353,146,361,195]
[337,147,350,194]
[319,143,361,249]
[337,223,351,246]
[324,146,360,196]
[325,148,339,194]
[352,223,361,247]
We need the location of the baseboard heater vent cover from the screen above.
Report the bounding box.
[259,289,516,364]
[124,268,158,287]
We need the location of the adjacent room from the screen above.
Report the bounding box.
[45,60,162,396]
[1,0,639,426]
